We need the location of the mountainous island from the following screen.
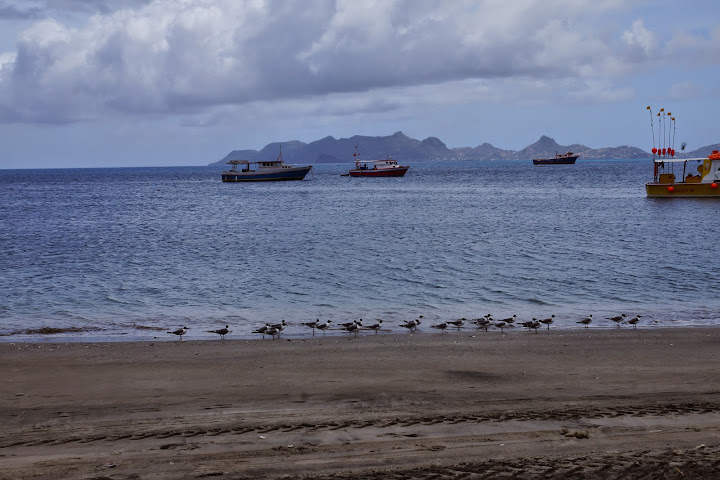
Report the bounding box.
[210,131,718,166]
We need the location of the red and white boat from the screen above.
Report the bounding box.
[346,147,409,177]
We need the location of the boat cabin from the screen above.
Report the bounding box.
[652,154,720,185]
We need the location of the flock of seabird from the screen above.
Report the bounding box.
[167,313,643,341]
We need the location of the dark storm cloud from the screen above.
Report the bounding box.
[0,0,713,124]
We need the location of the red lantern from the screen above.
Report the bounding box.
[712,183,718,189]
[670,149,675,157]
[667,186,674,192]
[662,148,666,155]
[652,147,657,154]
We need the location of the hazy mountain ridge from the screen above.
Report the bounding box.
[211,132,718,165]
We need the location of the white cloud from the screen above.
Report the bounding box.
[668,80,702,101]
[622,19,657,59]
[0,0,714,124]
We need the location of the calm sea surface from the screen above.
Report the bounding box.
[1,160,718,341]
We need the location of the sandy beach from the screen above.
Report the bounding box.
[1,327,719,479]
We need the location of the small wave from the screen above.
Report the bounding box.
[132,324,165,331]
[4,326,100,335]
[524,297,552,306]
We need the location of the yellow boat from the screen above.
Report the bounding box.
[646,151,720,197]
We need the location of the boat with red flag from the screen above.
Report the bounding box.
[644,106,720,197]
[346,146,409,177]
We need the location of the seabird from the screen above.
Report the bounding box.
[265,326,280,339]
[252,324,269,338]
[430,322,448,334]
[399,318,421,332]
[500,315,517,324]
[340,319,362,329]
[520,320,535,332]
[168,327,188,341]
[626,316,641,329]
[473,317,491,331]
[269,320,288,329]
[316,320,331,335]
[302,319,320,335]
[494,321,507,332]
[365,320,383,334]
[530,320,542,333]
[577,315,593,329]
[607,314,626,327]
[539,315,555,330]
[207,325,230,339]
[344,322,360,336]
[447,318,465,330]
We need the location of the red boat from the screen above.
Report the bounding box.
[346,147,409,177]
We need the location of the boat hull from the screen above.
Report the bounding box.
[533,156,578,165]
[222,166,312,182]
[348,167,409,177]
[646,182,720,197]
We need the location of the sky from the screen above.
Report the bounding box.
[1,0,719,168]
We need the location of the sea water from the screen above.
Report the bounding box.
[1,159,718,341]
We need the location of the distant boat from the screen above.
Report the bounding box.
[221,147,311,182]
[346,146,409,177]
[533,151,579,165]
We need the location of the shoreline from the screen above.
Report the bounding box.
[2,327,719,478]
[2,322,720,344]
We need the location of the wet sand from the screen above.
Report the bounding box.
[1,328,719,479]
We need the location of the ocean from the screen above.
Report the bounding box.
[1,159,718,341]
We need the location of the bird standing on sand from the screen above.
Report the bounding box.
[500,315,517,324]
[473,317,491,331]
[365,320,383,334]
[316,320,331,335]
[399,318,421,332]
[530,320,542,333]
[340,319,362,329]
[626,316,641,329]
[252,324,269,339]
[521,320,535,332]
[344,322,360,336]
[577,315,592,329]
[207,325,230,339]
[447,318,465,330]
[540,315,555,330]
[269,320,288,330]
[607,314,626,328]
[494,321,507,333]
[430,322,448,334]
[302,319,320,335]
[265,326,280,339]
[168,327,188,341]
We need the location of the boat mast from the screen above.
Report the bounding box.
[647,106,656,158]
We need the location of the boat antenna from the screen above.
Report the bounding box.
[647,106,656,157]
[277,144,283,162]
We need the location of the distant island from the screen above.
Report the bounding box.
[209,131,719,166]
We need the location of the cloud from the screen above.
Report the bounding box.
[0,2,42,20]
[0,0,711,124]
[621,19,657,60]
[667,80,702,101]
